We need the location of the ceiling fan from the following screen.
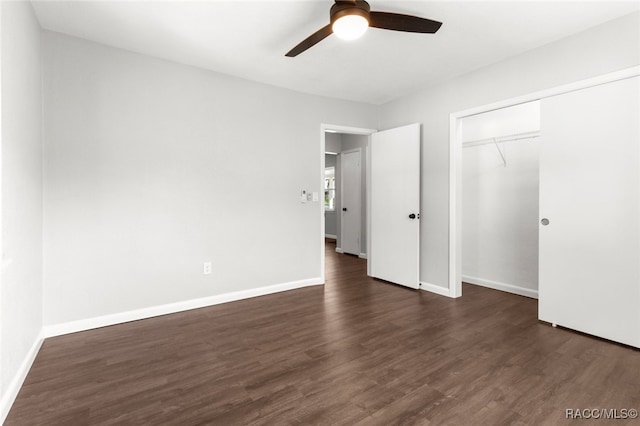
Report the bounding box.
[285,0,442,57]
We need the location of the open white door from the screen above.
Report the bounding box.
[539,76,640,347]
[370,123,420,289]
[341,149,361,255]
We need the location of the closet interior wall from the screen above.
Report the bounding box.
[461,101,540,298]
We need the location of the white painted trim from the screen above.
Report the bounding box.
[43,278,322,338]
[419,282,451,297]
[462,275,538,299]
[0,332,44,424]
[449,117,462,298]
[320,125,326,284]
[448,65,640,299]
[358,253,367,259]
[325,234,337,239]
[365,143,372,277]
[322,124,377,136]
[454,66,640,120]
[0,3,3,416]
[335,247,344,254]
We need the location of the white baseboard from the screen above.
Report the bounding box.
[462,275,538,299]
[0,332,44,424]
[43,277,323,338]
[324,234,337,239]
[419,281,451,297]
[334,247,365,258]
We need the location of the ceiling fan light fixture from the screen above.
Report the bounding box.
[332,14,369,40]
[330,1,371,41]
[285,0,442,57]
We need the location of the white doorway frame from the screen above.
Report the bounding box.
[448,65,640,298]
[320,124,376,284]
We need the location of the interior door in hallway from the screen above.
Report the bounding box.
[370,123,420,289]
[341,149,361,256]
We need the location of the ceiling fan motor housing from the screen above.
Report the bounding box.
[330,1,371,25]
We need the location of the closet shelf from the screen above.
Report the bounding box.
[462,130,539,167]
[462,130,540,148]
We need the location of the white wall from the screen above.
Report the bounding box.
[0,0,43,414]
[42,32,377,326]
[325,133,342,154]
[462,139,540,296]
[379,12,640,291]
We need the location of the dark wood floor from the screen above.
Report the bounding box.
[6,242,639,425]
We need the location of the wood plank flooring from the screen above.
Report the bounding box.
[6,241,640,425]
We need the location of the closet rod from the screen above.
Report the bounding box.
[462,130,540,148]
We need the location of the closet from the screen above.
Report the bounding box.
[459,75,640,348]
[461,101,541,298]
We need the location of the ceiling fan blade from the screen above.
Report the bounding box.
[369,11,442,33]
[285,24,333,57]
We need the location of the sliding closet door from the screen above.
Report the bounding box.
[539,76,639,347]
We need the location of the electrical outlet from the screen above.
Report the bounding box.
[203,262,212,275]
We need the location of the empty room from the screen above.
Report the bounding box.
[1,0,639,424]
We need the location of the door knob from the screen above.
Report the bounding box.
[541,218,550,226]
[409,213,416,219]
[342,207,347,212]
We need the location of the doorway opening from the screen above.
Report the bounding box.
[320,124,375,284]
[458,101,541,300]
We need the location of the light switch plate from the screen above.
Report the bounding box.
[312,192,319,202]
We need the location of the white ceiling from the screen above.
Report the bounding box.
[31,1,640,105]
